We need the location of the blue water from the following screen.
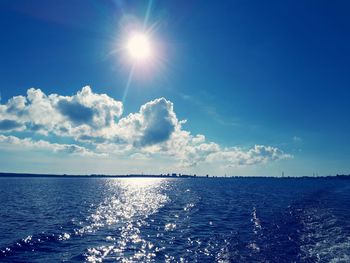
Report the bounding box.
[0,178,350,262]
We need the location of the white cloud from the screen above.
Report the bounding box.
[293,136,302,142]
[0,135,104,157]
[115,97,179,146]
[0,86,123,138]
[0,86,292,170]
[206,145,292,167]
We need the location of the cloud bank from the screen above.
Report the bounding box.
[0,86,291,170]
[0,135,104,157]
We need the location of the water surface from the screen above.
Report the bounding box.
[0,177,349,262]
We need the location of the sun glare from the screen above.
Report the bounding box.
[126,33,152,61]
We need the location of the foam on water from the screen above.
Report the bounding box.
[298,206,350,263]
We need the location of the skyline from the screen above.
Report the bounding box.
[1,0,350,176]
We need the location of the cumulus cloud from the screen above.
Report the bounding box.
[115,98,179,147]
[0,86,292,169]
[57,99,94,125]
[0,86,123,139]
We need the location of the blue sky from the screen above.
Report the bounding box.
[0,0,349,176]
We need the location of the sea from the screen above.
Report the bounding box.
[0,177,349,263]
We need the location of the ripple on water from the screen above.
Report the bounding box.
[1,178,350,262]
[82,178,169,262]
[299,206,350,263]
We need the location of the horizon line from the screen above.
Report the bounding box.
[0,172,348,179]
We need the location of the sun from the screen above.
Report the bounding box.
[126,32,152,61]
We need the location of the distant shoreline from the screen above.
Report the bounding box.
[0,172,349,179]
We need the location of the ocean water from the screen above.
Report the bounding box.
[0,177,350,262]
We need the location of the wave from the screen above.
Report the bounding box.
[298,206,350,263]
[1,178,169,262]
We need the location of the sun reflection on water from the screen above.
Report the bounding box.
[81,178,169,262]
